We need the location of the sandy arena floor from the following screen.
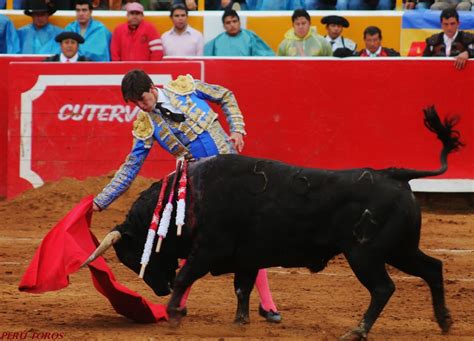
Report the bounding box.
[1,176,473,340]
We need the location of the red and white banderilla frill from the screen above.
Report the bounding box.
[139,175,169,278]
[155,160,182,253]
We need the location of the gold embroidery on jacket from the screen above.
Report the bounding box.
[132,111,154,140]
[167,92,218,133]
[194,81,246,135]
[150,113,190,158]
[207,120,234,154]
[165,74,195,96]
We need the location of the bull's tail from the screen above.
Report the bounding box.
[386,106,464,181]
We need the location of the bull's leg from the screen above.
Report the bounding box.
[388,249,452,333]
[234,269,258,324]
[340,249,395,341]
[167,254,210,325]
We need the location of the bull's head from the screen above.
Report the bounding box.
[82,180,187,297]
[81,229,178,296]
[113,231,178,296]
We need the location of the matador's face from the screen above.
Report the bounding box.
[132,87,157,113]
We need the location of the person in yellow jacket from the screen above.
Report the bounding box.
[277,9,332,57]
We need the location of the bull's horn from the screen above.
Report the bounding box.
[80,231,121,268]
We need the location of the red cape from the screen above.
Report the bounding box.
[18,196,167,323]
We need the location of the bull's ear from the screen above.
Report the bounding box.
[80,231,122,268]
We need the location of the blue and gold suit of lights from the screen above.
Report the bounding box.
[94,75,246,209]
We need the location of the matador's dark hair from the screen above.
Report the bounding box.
[121,69,153,102]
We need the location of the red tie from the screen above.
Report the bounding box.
[66,59,70,62]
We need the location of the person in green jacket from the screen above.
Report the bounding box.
[278,9,332,57]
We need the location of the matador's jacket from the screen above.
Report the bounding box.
[94,75,246,210]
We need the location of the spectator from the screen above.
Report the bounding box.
[18,0,62,54]
[0,14,20,53]
[179,0,245,10]
[111,2,163,61]
[162,4,203,56]
[304,0,336,10]
[404,0,433,9]
[341,0,394,10]
[357,26,400,57]
[44,31,91,61]
[0,0,24,9]
[431,0,470,10]
[423,9,474,69]
[277,9,332,57]
[321,15,357,57]
[204,9,274,56]
[220,0,246,9]
[149,0,174,10]
[92,0,121,9]
[62,0,111,61]
[54,0,74,10]
[246,0,304,9]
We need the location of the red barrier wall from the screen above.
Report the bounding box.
[7,61,203,198]
[6,59,474,198]
[0,56,42,198]
[200,59,472,172]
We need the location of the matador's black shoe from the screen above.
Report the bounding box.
[258,304,282,323]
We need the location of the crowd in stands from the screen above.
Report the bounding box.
[3,0,474,10]
[0,0,473,68]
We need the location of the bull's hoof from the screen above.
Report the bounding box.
[258,304,282,323]
[168,316,181,328]
[440,312,453,334]
[167,307,187,328]
[234,315,250,325]
[179,307,188,317]
[339,328,368,341]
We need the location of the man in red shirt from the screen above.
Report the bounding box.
[111,2,163,61]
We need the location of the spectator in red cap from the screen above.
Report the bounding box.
[111,2,163,61]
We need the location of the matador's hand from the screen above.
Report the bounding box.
[230,132,244,153]
[92,202,101,212]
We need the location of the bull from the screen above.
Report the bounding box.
[84,107,462,340]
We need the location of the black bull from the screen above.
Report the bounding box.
[86,108,462,340]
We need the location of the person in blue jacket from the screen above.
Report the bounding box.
[18,0,62,54]
[204,9,274,56]
[61,0,111,61]
[0,14,20,54]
